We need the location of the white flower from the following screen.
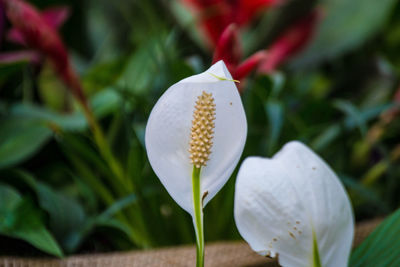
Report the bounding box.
[145,60,247,215]
[234,141,354,267]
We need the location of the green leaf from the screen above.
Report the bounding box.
[133,123,146,148]
[91,88,123,118]
[35,183,86,253]
[10,104,87,131]
[350,208,400,266]
[311,103,393,151]
[268,72,285,98]
[11,87,122,131]
[311,125,341,151]
[0,184,63,257]
[168,1,206,51]
[98,193,138,219]
[0,117,52,169]
[6,170,87,253]
[340,174,389,213]
[343,103,394,129]
[333,100,367,136]
[37,63,71,110]
[264,100,284,154]
[91,217,133,238]
[0,184,22,214]
[0,61,28,84]
[291,0,397,67]
[83,60,125,95]
[118,40,158,95]
[82,194,140,244]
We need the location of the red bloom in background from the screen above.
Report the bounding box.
[212,24,242,73]
[257,11,320,73]
[183,0,320,88]
[1,0,87,105]
[211,10,319,89]
[183,0,280,46]
[212,24,268,81]
[0,2,4,47]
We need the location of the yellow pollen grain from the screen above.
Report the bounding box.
[189,91,216,168]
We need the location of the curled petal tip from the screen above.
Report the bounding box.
[181,60,234,84]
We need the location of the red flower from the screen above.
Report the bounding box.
[0,2,5,47]
[183,0,319,88]
[212,10,320,86]
[237,0,282,25]
[183,0,280,46]
[212,24,242,73]
[258,10,320,74]
[212,24,268,82]
[1,0,87,105]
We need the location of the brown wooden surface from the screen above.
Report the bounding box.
[0,219,382,267]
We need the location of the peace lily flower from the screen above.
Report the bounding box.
[234,141,354,267]
[145,61,247,266]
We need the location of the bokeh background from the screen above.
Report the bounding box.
[0,0,399,258]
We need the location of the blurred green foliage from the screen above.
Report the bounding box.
[351,208,400,266]
[0,0,400,258]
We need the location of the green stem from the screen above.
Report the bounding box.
[80,103,128,190]
[312,230,322,267]
[78,101,154,247]
[192,166,204,267]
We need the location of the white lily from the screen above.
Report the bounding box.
[234,141,354,267]
[145,61,247,266]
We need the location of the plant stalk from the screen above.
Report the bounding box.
[192,166,204,267]
[312,230,322,267]
[79,102,128,189]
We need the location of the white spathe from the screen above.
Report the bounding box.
[145,61,247,216]
[234,141,354,267]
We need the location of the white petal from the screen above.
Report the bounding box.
[234,141,354,267]
[145,61,247,216]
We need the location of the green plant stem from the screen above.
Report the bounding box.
[75,100,153,247]
[192,166,204,267]
[83,105,126,184]
[312,230,322,267]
